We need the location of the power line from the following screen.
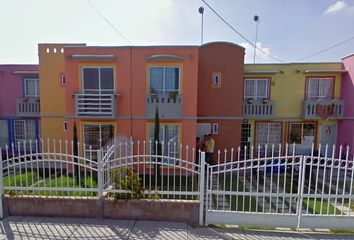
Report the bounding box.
[85,0,132,45]
[296,36,354,61]
[201,0,285,63]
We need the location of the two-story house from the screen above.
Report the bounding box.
[0,65,40,154]
[243,63,345,155]
[38,44,199,158]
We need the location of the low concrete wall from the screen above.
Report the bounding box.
[104,199,199,226]
[3,196,199,226]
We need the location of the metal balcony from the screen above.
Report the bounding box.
[146,93,182,119]
[75,93,116,118]
[242,99,275,119]
[303,99,344,119]
[16,98,40,117]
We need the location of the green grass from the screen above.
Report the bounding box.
[330,229,354,234]
[4,171,98,197]
[140,174,199,200]
[221,174,261,212]
[4,172,41,187]
[303,198,341,215]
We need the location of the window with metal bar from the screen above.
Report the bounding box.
[13,119,36,149]
[83,124,114,160]
[149,124,180,161]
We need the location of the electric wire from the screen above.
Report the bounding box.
[85,0,132,45]
[296,36,354,61]
[201,0,286,63]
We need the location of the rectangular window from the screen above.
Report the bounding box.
[63,121,68,132]
[0,120,9,148]
[240,123,251,159]
[307,77,333,100]
[149,124,180,160]
[149,66,180,94]
[83,124,114,159]
[212,72,222,88]
[289,123,315,154]
[13,119,36,149]
[212,123,219,134]
[255,122,281,154]
[244,78,270,100]
[24,78,39,97]
[82,67,114,94]
[61,73,66,86]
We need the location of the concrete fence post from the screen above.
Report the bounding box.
[97,150,103,198]
[199,151,206,226]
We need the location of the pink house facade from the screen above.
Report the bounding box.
[0,65,40,154]
[337,54,354,157]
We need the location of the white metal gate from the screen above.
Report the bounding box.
[205,144,354,229]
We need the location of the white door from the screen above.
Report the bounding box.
[197,123,211,139]
[319,123,337,155]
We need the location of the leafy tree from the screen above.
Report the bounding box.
[153,106,162,184]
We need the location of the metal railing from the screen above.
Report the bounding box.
[1,138,354,229]
[146,93,182,119]
[242,99,275,119]
[16,98,40,117]
[0,138,202,218]
[303,99,344,119]
[205,143,354,229]
[75,93,116,117]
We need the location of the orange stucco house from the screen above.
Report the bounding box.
[39,42,245,161]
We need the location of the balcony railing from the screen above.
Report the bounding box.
[242,99,275,119]
[303,99,344,119]
[75,93,116,118]
[146,93,182,119]
[16,98,40,117]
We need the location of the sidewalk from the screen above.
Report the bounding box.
[0,217,353,239]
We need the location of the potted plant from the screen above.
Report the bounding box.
[247,98,254,104]
[262,98,268,104]
[169,91,178,102]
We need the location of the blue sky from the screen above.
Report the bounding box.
[1,0,354,64]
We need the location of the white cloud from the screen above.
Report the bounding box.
[325,0,347,14]
[239,42,273,63]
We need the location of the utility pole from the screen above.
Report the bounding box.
[253,15,260,63]
[199,6,204,45]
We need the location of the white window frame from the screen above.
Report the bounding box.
[81,67,115,94]
[212,72,222,88]
[307,77,333,100]
[149,124,180,160]
[289,123,315,145]
[24,78,39,97]
[255,122,282,153]
[149,66,180,94]
[244,78,270,100]
[13,119,36,149]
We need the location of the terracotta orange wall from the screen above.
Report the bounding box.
[198,42,244,117]
[197,42,245,153]
[61,46,198,147]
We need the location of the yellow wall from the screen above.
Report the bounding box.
[244,63,342,119]
[39,44,68,140]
